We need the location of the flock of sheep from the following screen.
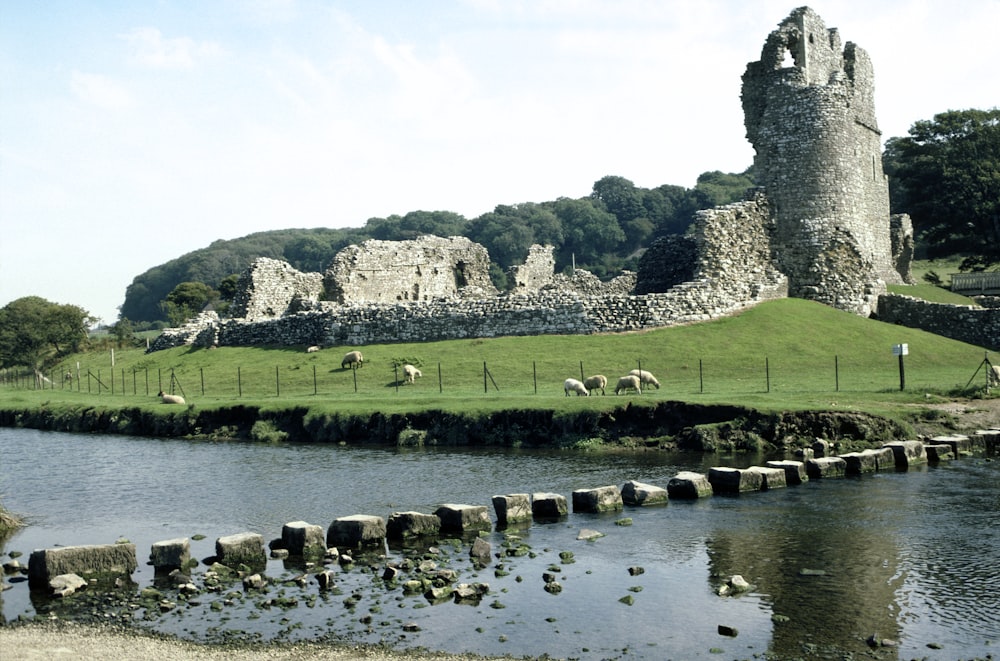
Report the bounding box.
[564,369,661,396]
[158,347,661,404]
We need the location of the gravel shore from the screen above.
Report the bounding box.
[0,621,507,661]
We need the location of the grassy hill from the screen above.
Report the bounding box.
[6,299,995,427]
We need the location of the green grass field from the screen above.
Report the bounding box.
[4,298,995,422]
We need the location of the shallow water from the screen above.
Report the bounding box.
[1,427,998,659]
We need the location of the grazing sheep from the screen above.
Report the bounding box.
[402,364,422,384]
[615,375,642,395]
[628,369,661,389]
[341,350,364,369]
[306,345,321,353]
[564,377,590,396]
[990,365,1000,387]
[583,374,607,396]
[157,390,185,404]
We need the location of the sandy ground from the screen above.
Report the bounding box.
[0,621,505,661]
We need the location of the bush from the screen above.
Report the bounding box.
[250,420,288,443]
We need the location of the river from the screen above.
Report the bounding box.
[1,427,998,660]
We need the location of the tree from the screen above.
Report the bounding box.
[161,281,218,326]
[548,197,625,271]
[110,318,136,346]
[883,108,1000,267]
[0,296,94,369]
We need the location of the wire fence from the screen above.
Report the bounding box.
[2,353,994,399]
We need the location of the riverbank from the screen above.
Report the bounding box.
[0,621,504,661]
[0,398,926,453]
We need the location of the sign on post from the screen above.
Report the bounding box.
[893,343,908,390]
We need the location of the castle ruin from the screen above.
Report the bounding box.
[741,6,907,314]
[148,7,999,354]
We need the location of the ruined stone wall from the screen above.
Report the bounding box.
[742,7,899,316]
[324,235,496,304]
[877,294,1000,351]
[229,258,323,322]
[511,244,555,292]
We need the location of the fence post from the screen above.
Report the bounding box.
[238,367,242,398]
[313,365,317,395]
[201,368,205,396]
[438,362,442,393]
[275,365,280,397]
[533,361,537,394]
[579,361,584,382]
[352,365,357,393]
[483,362,487,394]
[394,364,399,393]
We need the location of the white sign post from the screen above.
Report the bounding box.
[892,344,908,391]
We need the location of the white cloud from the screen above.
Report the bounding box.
[121,27,225,69]
[69,71,134,110]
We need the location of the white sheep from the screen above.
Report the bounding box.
[628,369,661,389]
[157,390,185,404]
[615,375,642,395]
[341,350,364,369]
[306,345,321,353]
[583,374,607,396]
[403,364,422,384]
[990,364,1000,387]
[564,377,590,396]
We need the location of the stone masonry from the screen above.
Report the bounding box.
[229,258,323,322]
[324,235,496,304]
[742,6,905,315]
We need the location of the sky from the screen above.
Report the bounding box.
[2,1,998,325]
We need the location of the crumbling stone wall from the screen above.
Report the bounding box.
[324,235,496,304]
[890,214,915,284]
[636,190,788,305]
[742,7,902,315]
[511,244,555,292]
[229,258,323,322]
[877,294,1000,351]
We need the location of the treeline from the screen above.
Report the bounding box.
[120,170,755,324]
[117,105,1000,327]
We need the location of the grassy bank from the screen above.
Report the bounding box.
[1,298,995,446]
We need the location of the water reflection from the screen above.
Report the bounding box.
[1,428,998,659]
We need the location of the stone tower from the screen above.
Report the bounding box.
[742,7,902,315]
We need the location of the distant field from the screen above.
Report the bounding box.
[6,298,996,422]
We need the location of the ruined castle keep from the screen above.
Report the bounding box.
[324,235,497,304]
[741,6,906,314]
[149,7,1000,355]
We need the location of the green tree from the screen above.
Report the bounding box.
[110,317,136,346]
[467,203,563,272]
[693,168,756,207]
[883,108,1000,267]
[161,281,218,326]
[0,296,94,369]
[590,176,654,251]
[548,197,625,271]
[218,274,241,301]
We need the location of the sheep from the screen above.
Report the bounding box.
[990,364,1000,387]
[157,390,185,405]
[614,375,642,395]
[564,377,590,396]
[628,369,661,389]
[403,364,422,384]
[583,374,607,396]
[341,350,364,369]
[306,345,321,353]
